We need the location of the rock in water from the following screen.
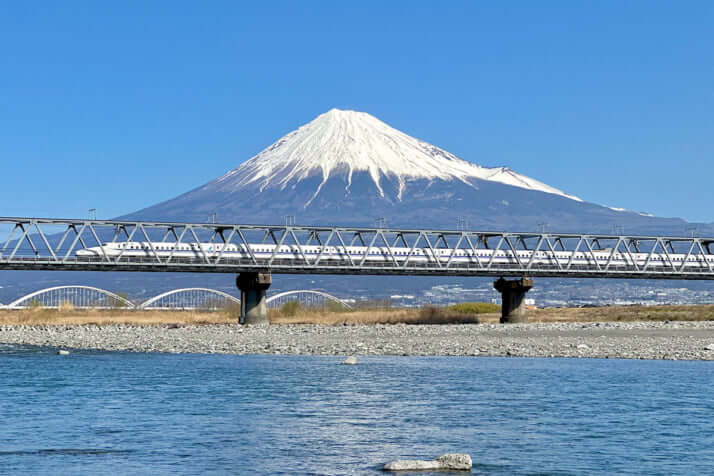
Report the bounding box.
[436,453,472,470]
[384,453,472,471]
[342,356,358,365]
[57,350,70,355]
[383,459,441,471]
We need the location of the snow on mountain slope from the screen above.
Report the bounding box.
[216,109,581,205]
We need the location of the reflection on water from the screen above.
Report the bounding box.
[1,345,713,475]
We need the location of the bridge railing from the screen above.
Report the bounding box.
[0,217,712,279]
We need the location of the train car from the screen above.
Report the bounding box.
[75,241,714,269]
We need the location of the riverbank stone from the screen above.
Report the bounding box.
[2,321,714,360]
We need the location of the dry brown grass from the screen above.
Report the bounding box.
[270,307,440,325]
[0,308,237,326]
[0,304,711,327]
[528,304,714,323]
[269,300,498,325]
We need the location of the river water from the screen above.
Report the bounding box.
[1,345,712,475]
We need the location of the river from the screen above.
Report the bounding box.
[1,346,712,475]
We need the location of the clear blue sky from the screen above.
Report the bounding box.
[1,1,712,223]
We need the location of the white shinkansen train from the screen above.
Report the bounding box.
[75,241,714,269]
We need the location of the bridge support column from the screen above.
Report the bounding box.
[494,277,533,324]
[236,273,272,325]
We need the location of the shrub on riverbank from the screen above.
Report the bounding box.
[412,305,483,324]
[446,302,500,314]
[279,300,301,316]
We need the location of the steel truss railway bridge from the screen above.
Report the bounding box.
[1,217,712,323]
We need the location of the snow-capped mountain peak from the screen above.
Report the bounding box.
[216,108,581,204]
[124,108,705,236]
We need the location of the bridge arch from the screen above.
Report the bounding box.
[139,288,240,310]
[266,290,353,310]
[7,286,136,309]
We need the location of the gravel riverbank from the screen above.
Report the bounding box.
[3,321,714,360]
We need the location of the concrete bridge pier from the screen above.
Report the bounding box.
[236,272,272,324]
[494,277,533,323]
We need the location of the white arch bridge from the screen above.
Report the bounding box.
[5,286,135,309]
[0,286,352,310]
[140,288,240,310]
[266,290,353,310]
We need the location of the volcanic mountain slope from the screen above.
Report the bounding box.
[123,109,707,235]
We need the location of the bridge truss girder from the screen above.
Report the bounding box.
[0,217,713,280]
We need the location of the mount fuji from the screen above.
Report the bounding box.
[2,109,711,305]
[122,109,707,235]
